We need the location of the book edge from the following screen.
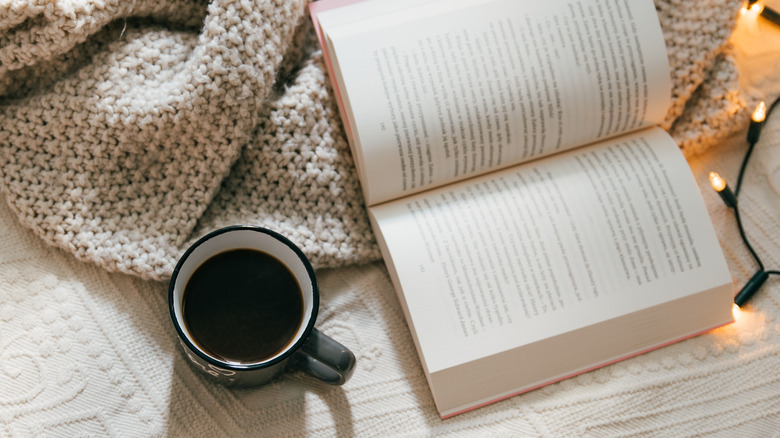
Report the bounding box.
[437,317,734,419]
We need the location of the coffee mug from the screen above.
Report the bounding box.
[168,226,356,386]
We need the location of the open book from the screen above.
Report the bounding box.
[310,0,734,418]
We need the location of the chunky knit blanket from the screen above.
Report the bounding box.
[0,0,749,281]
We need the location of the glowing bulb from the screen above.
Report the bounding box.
[752,100,767,123]
[709,171,727,192]
[740,1,764,27]
[732,303,742,320]
[742,1,764,15]
[709,171,738,208]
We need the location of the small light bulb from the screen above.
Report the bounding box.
[709,171,727,192]
[740,1,764,26]
[748,101,768,143]
[752,100,767,123]
[709,171,738,208]
[732,303,743,320]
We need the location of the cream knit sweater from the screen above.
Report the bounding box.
[0,0,748,280]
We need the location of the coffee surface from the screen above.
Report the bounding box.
[182,249,304,364]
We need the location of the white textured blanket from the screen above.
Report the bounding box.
[2,0,780,436]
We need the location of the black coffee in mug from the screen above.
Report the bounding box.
[170,226,355,386]
[182,248,304,364]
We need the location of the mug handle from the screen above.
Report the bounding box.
[292,328,356,385]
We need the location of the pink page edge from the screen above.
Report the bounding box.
[440,319,734,419]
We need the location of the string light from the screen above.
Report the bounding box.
[752,100,768,122]
[710,97,780,307]
[742,1,763,16]
[747,100,767,143]
[743,1,780,27]
[708,171,737,208]
[732,303,744,322]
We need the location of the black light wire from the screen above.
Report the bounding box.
[727,95,780,307]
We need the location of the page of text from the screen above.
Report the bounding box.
[368,128,730,372]
[323,0,671,205]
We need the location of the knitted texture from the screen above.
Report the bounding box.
[0,0,748,281]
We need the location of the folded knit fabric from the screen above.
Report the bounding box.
[0,0,748,281]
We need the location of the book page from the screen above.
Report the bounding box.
[321,0,671,205]
[368,128,730,373]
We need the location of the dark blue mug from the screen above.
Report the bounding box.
[168,226,356,386]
